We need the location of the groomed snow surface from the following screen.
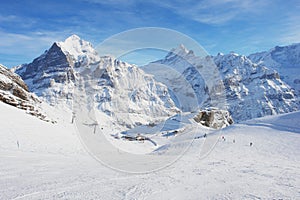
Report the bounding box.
[0,101,299,199]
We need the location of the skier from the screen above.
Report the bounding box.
[233,139,235,143]
[71,112,76,124]
[221,136,225,141]
[203,133,207,138]
[250,142,253,147]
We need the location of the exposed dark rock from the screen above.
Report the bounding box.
[194,109,233,129]
[0,64,53,122]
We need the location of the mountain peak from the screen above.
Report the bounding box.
[229,51,239,56]
[56,35,99,64]
[164,44,195,61]
[171,44,189,56]
[57,34,87,52]
[65,34,81,41]
[178,44,188,51]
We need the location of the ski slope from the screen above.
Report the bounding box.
[0,102,299,199]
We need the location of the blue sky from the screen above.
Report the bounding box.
[0,0,299,67]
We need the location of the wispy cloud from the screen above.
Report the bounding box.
[83,0,137,6]
[0,14,38,29]
[156,0,268,25]
[82,0,267,25]
[0,15,18,23]
[279,14,300,44]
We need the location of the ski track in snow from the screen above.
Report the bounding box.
[0,102,300,199]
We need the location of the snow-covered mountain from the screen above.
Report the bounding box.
[249,43,300,96]
[214,53,298,121]
[13,35,179,129]
[142,45,223,112]
[11,36,300,125]
[144,45,298,122]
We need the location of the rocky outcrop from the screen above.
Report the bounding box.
[194,109,233,129]
[0,64,52,122]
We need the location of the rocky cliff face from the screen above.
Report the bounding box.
[14,43,76,93]
[12,42,76,106]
